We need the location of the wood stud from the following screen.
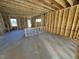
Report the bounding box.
[51,12,55,33]
[65,6,76,37]
[60,8,69,36]
[43,4,79,41]
[54,11,59,34]
[57,10,64,35]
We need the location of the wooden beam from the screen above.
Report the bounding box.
[60,8,69,36]
[49,0,64,9]
[0,0,48,11]
[51,12,55,33]
[70,5,79,38]
[0,5,49,17]
[37,0,58,10]
[0,1,47,13]
[67,0,74,6]
[26,0,55,11]
[0,0,51,17]
[65,6,76,37]
[54,11,59,33]
[57,9,64,34]
[49,0,69,8]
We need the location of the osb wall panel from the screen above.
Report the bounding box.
[43,5,79,40]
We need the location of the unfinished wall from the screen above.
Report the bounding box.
[31,15,44,28]
[0,13,5,35]
[42,5,79,41]
[2,14,27,32]
[2,15,11,32]
[13,16,27,29]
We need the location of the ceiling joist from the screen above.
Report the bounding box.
[0,0,78,17]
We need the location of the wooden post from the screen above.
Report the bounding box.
[45,13,48,32]
[76,30,79,41]
[47,12,50,32]
[41,14,45,32]
[70,5,79,38]
[60,8,69,36]
[54,11,59,34]
[24,17,27,28]
[73,19,79,39]
[48,12,52,32]
[51,12,55,33]
[43,14,45,32]
[65,6,76,37]
[57,10,64,34]
[0,13,5,34]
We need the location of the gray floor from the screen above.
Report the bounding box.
[0,30,77,59]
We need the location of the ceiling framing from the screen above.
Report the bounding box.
[0,0,79,17]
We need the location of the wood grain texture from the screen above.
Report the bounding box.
[43,5,79,41]
[54,11,59,34]
[57,10,64,35]
[65,6,76,37]
[70,5,79,38]
[50,12,55,33]
[60,8,69,36]
[73,19,79,39]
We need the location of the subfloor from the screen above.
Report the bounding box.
[0,30,77,59]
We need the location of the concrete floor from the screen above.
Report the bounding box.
[0,30,77,59]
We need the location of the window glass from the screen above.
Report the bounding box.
[36,18,41,22]
[10,18,17,27]
[27,20,31,28]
